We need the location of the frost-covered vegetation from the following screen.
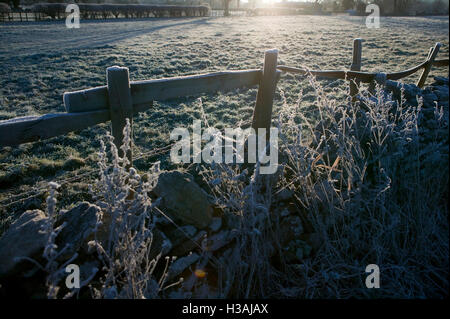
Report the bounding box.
[0,16,448,224]
[29,3,210,20]
[1,76,447,298]
[0,15,448,298]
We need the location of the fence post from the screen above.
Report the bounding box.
[251,49,279,133]
[350,38,362,102]
[417,42,441,88]
[426,46,433,60]
[106,66,133,166]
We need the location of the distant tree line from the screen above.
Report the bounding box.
[315,0,449,15]
[0,1,211,18]
[1,0,447,16]
[0,0,19,9]
[0,2,11,12]
[35,3,210,18]
[0,0,209,9]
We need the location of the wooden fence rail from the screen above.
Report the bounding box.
[279,41,447,91]
[64,70,262,113]
[277,59,447,82]
[0,40,448,168]
[0,69,265,148]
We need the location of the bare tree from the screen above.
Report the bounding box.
[223,0,235,16]
[355,0,366,14]
[432,0,448,14]
[342,0,355,10]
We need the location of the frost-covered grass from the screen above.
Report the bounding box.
[272,78,448,298]
[195,77,448,298]
[9,78,449,298]
[34,122,177,299]
[0,16,448,251]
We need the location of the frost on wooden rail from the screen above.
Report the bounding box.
[0,69,263,147]
[63,69,262,113]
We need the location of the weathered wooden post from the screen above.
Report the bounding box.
[106,66,133,166]
[417,42,441,88]
[251,49,279,133]
[426,46,433,60]
[350,38,362,102]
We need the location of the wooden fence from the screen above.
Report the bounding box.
[0,39,448,166]
[278,40,448,102]
[0,53,280,166]
[210,9,249,17]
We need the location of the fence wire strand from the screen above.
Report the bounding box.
[0,143,174,208]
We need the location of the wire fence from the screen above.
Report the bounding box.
[210,9,249,17]
[0,143,174,209]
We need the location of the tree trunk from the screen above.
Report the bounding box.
[224,0,230,16]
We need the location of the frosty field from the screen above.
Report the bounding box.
[0,15,449,228]
[0,13,449,299]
